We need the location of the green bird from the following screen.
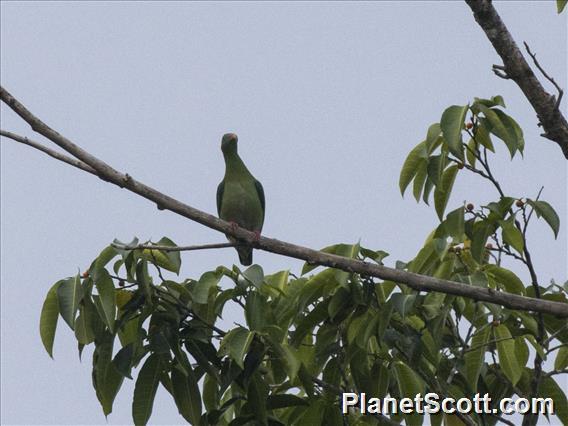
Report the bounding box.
[217,133,265,266]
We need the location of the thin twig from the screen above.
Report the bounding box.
[522,186,544,235]
[546,343,567,355]
[544,369,568,377]
[542,323,568,347]
[112,242,238,252]
[524,42,564,111]
[0,129,95,174]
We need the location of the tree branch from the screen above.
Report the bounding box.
[524,42,564,112]
[111,242,237,252]
[0,130,96,174]
[2,85,567,318]
[465,0,568,159]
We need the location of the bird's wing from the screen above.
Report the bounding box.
[254,179,265,221]
[216,180,225,216]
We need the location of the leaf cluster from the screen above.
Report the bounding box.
[39,96,567,425]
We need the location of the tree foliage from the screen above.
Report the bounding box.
[40,95,567,425]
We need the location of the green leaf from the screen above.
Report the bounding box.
[139,237,181,274]
[301,243,359,275]
[241,264,264,288]
[434,165,459,220]
[298,399,325,425]
[267,339,301,381]
[218,327,254,369]
[470,220,494,262]
[202,374,218,411]
[440,105,468,161]
[484,265,525,295]
[171,365,202,425]
[161,280,192,305]
[112,344,135,379]
[264,270,289,292]
[444,206,465,241]
[409,238,445,275]
[192,271,221,304]
[558,0,568,13]
[95,269,116,332]
[92,245,119,281]
[426,123,442,152]
[390,293,416,318]
[494,110,524,154]
[465,138,477,167]
[477,104,518,157]
[245,292,271,331]
[378,301,393,341]
[328,287,351,320]
[428,154,446,185]
[400,141,427,196]
[74,303,96,345]
[500,219,524,255]
[433,255,455,280]
[247,373,268,424]
[422,177,434,205]
[514,336,529,368]
[360,248,389,264]
[347,312,371,346]
[422,292,446,320]
[157,237,181,273]
[92,333,124,416]
[514,312,538,336]
[473,123,495,152]
[485,196,514,220]
[57,274,84,330]
[539,376,568,424]
[291,301,329,346]
[473,95,505,108]
[494,324,521,386]
[132,354,161,426]
[393,361,425,426]
[527,199,560,238]
[266,394,308,409]
[554,346,568,370]
[40,281,62,358]
[464,326,490,390]
[524,334,546,360]
[412,161,428,202]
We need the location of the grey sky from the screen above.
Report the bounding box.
[1,1,566,425]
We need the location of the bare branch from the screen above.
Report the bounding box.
[2,85,568,318]
[544,369,568,378]
[492,64,511,80]
[0,129,95,175]
[111,242,236,252]
[466,0,568,158]
[524,42,564,111]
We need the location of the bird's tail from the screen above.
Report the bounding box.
[237,246,253,266]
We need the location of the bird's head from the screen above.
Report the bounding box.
[221,133,238,154]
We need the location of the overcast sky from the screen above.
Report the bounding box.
[1,2,566,425]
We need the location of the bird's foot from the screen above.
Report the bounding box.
[229,221,239,233]
[253,230,261,242]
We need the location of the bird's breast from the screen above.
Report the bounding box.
[220,181,264,231]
